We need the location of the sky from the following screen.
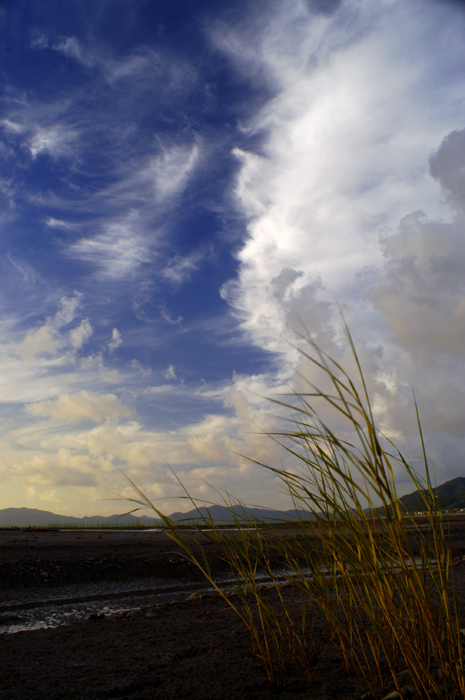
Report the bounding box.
[1,0,465,517]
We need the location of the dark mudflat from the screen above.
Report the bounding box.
[1,521,465,700]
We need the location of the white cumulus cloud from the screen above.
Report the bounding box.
[27,391,132,424]
[108,328,122,353]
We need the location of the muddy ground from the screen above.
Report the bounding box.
[1,520,465,700]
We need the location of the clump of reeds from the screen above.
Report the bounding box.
[125,481,312,685]
[127,328,464,697]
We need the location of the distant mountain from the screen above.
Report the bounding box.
[168,504,312,524]
[397,477,465,513]
[0,505,311,528]
[0,507,159,528]
[7,478,463,527]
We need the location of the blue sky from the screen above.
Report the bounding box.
[1,0,465,516]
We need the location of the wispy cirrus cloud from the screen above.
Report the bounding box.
[0,85,82,161]
[0,35,204,285]
[67,216,151,279]
[158,305,183,327]
[29,125,79,159]
[151,143,200,200]
[50,36,194,89]
[162,249,205,285]
[0,119,25,134]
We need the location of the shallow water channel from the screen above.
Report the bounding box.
[0,570,290,635]
[0,577,228,635]
[0,555,427,636]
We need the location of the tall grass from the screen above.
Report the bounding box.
[127,329,464,697]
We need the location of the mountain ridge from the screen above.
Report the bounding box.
[397,476,465,512]
[0,504,310,527]
[2,476,464,526]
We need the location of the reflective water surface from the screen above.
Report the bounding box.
[0,577,217,634]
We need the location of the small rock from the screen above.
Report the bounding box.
[87,612,105,622]
[397,671,411,682]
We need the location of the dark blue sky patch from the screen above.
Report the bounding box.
[304,0,344,16]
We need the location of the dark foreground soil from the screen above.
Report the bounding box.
[1,519,465,700]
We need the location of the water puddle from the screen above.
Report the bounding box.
[0,577,217,635]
